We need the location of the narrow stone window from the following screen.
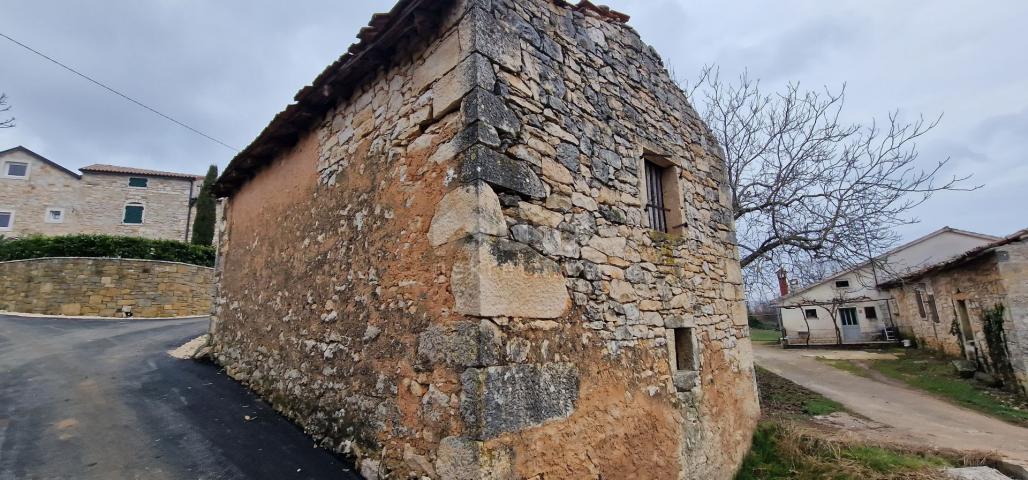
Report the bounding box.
[123,203,145,224]
[128,177,149,188]
[835,279,850,288]
[914,286,927,319]
[644,160,668,233]
[673,327,696,371]
[0,211,12,230]
[640,155,686,235]
[926,294,941,323]
[804,308,818,319]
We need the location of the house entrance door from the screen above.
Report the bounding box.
[839,308,860,343]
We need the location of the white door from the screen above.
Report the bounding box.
[839,308,861,343]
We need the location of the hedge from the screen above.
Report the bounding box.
[0,234,215,267]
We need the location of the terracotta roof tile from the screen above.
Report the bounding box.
[79,164,202,180]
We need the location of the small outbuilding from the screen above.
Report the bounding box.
[208,0,759,478]
[881,228,1028,396]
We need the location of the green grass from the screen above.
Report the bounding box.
[802,397,844,416]
[818,358,873,378]
[750,329,782,344]
[735,421,954,480]
[870,354,1028,426]
[755,366,844,417]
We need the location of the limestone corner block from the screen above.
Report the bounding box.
[434,436,515,480]
[428,181,507,247]
[461,87,520,134]
[459,146,545,199]
[460,362,579,440]
[433,53,496,119]
[451,235,570,318]
[458,6,522,72]
[416,320,502,367]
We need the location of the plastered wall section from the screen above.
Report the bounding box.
[0,257,213,317]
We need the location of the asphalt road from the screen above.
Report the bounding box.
[0,314,360,480]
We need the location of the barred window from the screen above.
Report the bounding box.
[644,160,668,233]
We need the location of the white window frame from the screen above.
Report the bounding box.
[2,161,30,179]
[43,207,66,224]
[0,210,14,231]
[122,202,146,225]
[127,177,149,188]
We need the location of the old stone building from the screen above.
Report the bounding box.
[881,229,1028,396]
[209,0,759,478]
[0,146,203,241]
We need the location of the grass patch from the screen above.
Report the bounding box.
[750,329,782,344]
[802,397,844,416]
[869,351,1028,426]
[736,421,955,480]
[818,358,873,378]
[755,366,844,417]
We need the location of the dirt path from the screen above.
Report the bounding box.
[753,343,1028,465]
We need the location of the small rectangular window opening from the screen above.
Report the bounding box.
[927,294,941,323]
[835,280,850,288]
[45,208,64,223]
[123,204,144,224]
[864,306,878,320]
[674,327,696,371]
[914,286,927,319]
[0,211,12,229]
[128,177,148,188]
[4,162,28,177]
[644,160,668,233]
[804,308,818,319]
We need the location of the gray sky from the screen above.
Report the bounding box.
[1,0,1025,242]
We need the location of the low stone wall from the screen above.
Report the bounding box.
[0,257,213,317]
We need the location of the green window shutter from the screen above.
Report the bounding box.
[128,177,148,187]
[123,205,144,224]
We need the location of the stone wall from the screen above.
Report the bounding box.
[888,237,1028,395]
[0,257,213,317]
[77,172,197,242]
[0,148,199,241]
[210,1,759,478]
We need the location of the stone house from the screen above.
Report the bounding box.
[0,146,203,241]
[209,1,759,478]
[777,227,997,345]
[880,228,1028,396]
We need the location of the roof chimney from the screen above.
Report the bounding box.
[776,267,789,296]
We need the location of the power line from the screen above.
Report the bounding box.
[0,31,238,152]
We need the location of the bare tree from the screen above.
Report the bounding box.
[683,66,976,292]
[0,93,13,129]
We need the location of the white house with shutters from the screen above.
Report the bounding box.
[776,227,999,345]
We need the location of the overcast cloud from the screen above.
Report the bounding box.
[1,0,1025,242]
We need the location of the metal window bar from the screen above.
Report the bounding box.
[644,160,668,233]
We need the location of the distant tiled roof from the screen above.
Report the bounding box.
[212,0,629,197]
[79,164,202,180]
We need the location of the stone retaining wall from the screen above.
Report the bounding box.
[0,257,213,317]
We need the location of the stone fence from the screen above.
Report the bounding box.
[0,257,213,318]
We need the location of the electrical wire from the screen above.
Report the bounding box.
[0,31,238,152]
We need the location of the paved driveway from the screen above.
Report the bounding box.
[754,343,1028,464]
[0,314,359,480]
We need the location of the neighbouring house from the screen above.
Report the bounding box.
[880,228,1028,396]
[0,146,203,241]
[207,0,760,478]
[777,227,998,345]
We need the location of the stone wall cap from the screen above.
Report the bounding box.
[0,257,214,271]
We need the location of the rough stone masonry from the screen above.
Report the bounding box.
[208,0,760,478]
